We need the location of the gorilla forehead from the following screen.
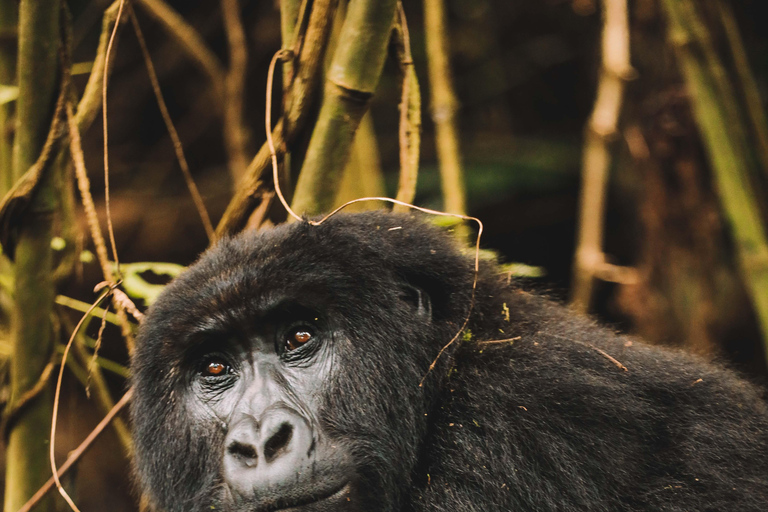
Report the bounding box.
[167,213,462,296]
[141,212,470,346]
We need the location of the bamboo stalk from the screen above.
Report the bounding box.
[73,0,122,135]
[570,0,633,313]
[276,0,307,206]
[215,0,337,238]
[716,0,768,178]
[221,0,250,182]
[660,0,768,367]
[334,111,384,211]
[0,0,17,194]
[280,0,303,97]
[3,2,60,511]
[290,0,397,216]
[0,0,18,338]
[392,3,421,212]
[422,0,466,218]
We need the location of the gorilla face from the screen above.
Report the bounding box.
[185,302,355,511]
[130,213,463,512]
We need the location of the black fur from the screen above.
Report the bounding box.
[131,211,768,511]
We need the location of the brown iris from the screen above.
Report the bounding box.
[286,329,313,351]
[202,359,228,376]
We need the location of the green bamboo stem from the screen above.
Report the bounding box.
[674,0,750,167]
[215,0,337,238]
[334,111,384,211]
[73,0,122,135]
[280,0,303,94]
[290,0,397,216]
[277,0,306,202]
[422,0,466,218]
[717,0,768,178]
[0,0,17,195]
[3,4,60,512]
[0,0,17,352]
[283,0,338,135]
[661,0,768,368]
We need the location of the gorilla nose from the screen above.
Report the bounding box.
[223,409,315,494]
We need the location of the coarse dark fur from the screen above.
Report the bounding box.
[131,211,768,512]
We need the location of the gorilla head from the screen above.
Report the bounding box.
[130,212,475,511]
[131,211,768,512]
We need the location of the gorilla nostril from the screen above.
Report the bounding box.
[263,422,293,463]
[228,441,258,467]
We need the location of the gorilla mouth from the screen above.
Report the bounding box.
[261,482,352,512]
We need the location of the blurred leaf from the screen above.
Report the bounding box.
[119,262,185,306]
[50,236,66,251]
[0,84,18,105]
[500,262,546,278]
[55,295,122,326]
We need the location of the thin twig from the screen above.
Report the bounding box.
[19,389,133,512]
[393,2,421,211]
[86,303,110,397]
[57,311,133,452]
[50,287,115,512]
[102,0,125,270]
[112,288,145,321]
[267,50,302,222]
[133,0,225,95]
[66,100,136,349]
[66,102,111,279]
[477,336,521,346]
[569,337,628,371]
[128,8,215,241]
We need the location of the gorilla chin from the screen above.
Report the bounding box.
[220,482,356,512]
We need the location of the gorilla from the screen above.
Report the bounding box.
[131,211,768,511]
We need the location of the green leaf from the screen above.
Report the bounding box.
[118,262,185,306]
[0,84,19,105]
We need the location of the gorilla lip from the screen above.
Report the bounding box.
[263,482,351,511]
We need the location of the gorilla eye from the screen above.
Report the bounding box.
[285,327,314,352]
[200,358,232,377]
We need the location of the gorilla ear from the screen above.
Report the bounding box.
[400,285,432,319]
